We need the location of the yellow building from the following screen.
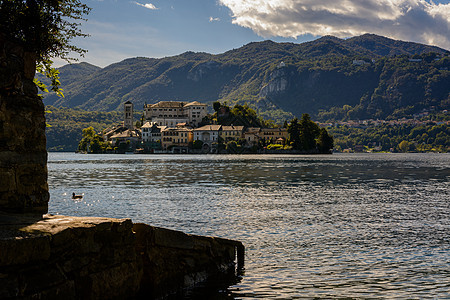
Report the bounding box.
[220,125,245,142]
[244,128,288,145]
[260,128,288,142]
[161,126,193,150]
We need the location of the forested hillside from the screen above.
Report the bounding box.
[42,34,449,122]
[45,106,124,151]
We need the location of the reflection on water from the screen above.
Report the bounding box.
[48,153,450,298]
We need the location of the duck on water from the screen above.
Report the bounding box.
[72,193,83,199]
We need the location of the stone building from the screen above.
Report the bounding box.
[124,101,134,129]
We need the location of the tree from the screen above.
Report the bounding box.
[1,0,91,95]
[398,140,410,152]
[298,113,320,151]
[317,128,334,153]
[213,101,221,112]
[78,126,105,153]
[287,117,301,149]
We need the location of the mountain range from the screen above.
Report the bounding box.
[42,34,449,122]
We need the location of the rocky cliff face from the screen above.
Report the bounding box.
[260,66,289,98]
[0,33,49,214]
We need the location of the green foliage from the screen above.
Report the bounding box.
[266,144,284,150]
[45,106,122,151]
[398,140,411,152]
[1,0,91,96]
[298,114,320,150]
[327,123,449,152]
[287,114,332,153]
[78,126,107,153]
[317,128,334,153]
[1,0,91,61]
[213,101,221,112]
[287,117,301,149]
[34,59,64,97]
[212,103,272,128]
[225,140,243,153]
[190,140,204,150]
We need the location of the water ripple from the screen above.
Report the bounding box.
[48,153,450,298]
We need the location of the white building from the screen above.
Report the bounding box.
[141,121,166,143]
[144,101,207,127]
[193,125,221,145]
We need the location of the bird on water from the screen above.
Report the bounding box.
[72,193,83,199]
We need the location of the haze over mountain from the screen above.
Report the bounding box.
[43,34,449,122]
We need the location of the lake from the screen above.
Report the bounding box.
[48,153,450,298]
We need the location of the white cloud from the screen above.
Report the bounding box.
[209,16,221,22]
[134,1,158,10]
[219,0,450,49]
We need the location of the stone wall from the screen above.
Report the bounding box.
[0,33,49,214]
[0,214,244,299]
[0,214,142,299]
[133,223,244,298]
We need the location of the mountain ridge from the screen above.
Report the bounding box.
[42,33,449,122]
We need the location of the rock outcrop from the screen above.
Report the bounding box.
[259,66,289,98]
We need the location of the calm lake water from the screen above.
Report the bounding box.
[48,153,450,298]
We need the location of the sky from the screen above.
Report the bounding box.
[60,0,450,68]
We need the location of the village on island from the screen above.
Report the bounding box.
[78,100,334,154]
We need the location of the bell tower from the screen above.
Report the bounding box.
[124,101,134,129]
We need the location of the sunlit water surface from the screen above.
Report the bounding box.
[48,153,450,298]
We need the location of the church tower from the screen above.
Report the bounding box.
[124,101,133,129]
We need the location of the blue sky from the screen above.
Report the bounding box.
[63,0,450,67]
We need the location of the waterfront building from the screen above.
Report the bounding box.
[260,128,288,144]
[161,125,193,150]
[243,127,288,146]
[103,125,127,142]
[243,127,261,146]
[220,125,245,142]
[194,125,221,145]
[110,129,141,147]
[141,122,166,143]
